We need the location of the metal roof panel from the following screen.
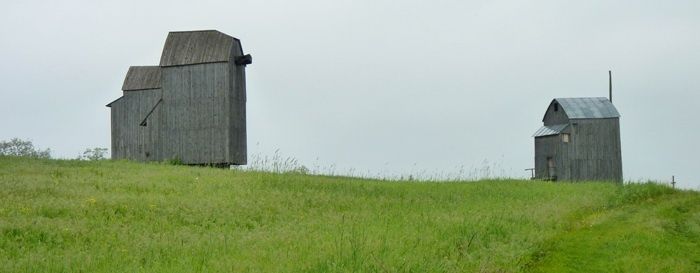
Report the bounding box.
[555,97,620,119]
[533,123,569,137]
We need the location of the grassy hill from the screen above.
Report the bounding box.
[1,157,698,272]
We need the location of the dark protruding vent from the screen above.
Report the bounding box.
[235,54,252,66]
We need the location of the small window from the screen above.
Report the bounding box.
[562,133,570,143]
[554,103,559,112]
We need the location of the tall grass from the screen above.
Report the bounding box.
[0,156,697,272]
[244,149,513,181]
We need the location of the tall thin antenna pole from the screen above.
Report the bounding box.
[609,70,612,102]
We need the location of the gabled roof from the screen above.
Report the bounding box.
[548,97,620,120]
[533,124,568,137]
[122,66,161,91]
[159,30,239,67]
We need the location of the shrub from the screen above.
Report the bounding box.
[165,158,183,165]
[79,148,108,161]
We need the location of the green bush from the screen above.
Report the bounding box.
[78,148,108,161]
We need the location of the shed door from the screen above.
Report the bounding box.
[547,157,556,179]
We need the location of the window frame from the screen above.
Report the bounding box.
[562,133,570,143]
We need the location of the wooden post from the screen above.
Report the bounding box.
[671,175,676,189]
[525,168,535,180]
[609,70,612,103]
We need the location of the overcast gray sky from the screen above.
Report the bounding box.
[1,0,698,188]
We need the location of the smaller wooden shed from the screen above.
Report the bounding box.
[533,97,622,182]
[106,66,162,161]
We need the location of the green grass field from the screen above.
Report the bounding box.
[1,157,698,272]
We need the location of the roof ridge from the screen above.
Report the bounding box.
[129,65,160,68]
[166,30,240,40]
[555,97,609,100]
[168,30,220,33]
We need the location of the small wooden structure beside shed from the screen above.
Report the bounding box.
[107,66,162,162]
[107,30,252,165]
[532,97,622,182]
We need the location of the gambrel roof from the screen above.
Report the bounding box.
[159,30,239,67]
[546,97,620,120]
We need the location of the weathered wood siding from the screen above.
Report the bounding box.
[227,41,247,164]
[158,59,246,164]
[564,118,622,181]
[159,63,229,164]
[535,118,622,182]
[543,101,569,125]
[109,30,249,165]
[534,134,561,179]
[110,90,162,161]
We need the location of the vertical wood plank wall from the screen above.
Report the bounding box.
[109,89,161,161]
[111,32,249,165]
[159,63,231,164]
[535,118,622,182]
[228,42,247,165]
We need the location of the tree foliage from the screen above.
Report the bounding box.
[0,138,51,158]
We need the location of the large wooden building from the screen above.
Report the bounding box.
[532,97,622,182]
[107,30,252,165]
